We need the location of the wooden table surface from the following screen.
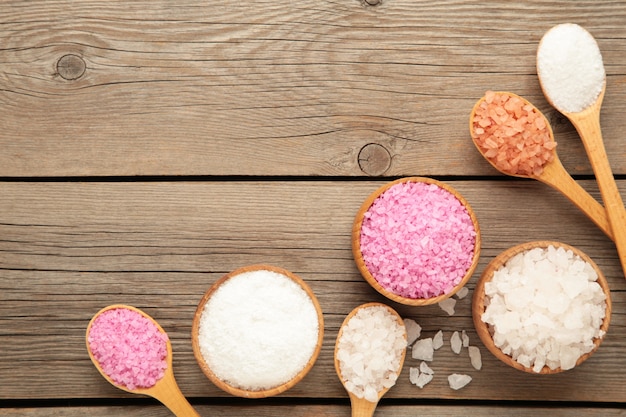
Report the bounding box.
[2,1,626,415]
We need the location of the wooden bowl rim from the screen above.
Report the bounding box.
[472,240,612,374]
[333,302,407,401]
[191,264,325,398]
[352,176,481,306]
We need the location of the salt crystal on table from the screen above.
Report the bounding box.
[409,367,420,385]
[419,361,434,375]
[412,338,434,361]
[468,346,482,370]
[450,331,462,354]
[415,372,434,389]
[432,330,444,350]
[455,286,469,299]
[404,318,421,345]
[448,374,472,390]
[438,298,456,316]
[461,330,469,347]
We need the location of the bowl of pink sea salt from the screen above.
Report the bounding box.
[353,177,481,306]
[192,264,324,398]
[473,241,611,374]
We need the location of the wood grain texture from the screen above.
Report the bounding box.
[1,404,625,417]
[1,1,626,177]
[0,181,624,403]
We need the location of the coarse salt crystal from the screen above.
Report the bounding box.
[448,374,472,390]
[359,180,476,299]
[432,330,444,350]
[537,23,605,113]
[450,331,462,354]
[468,346,482,370]
[404,318,422,346]
[438,298,456,316]
[411,338,434,362]
[455,286,469,299]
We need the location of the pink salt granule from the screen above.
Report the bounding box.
[360,181,476,299]
[88,308,169,390]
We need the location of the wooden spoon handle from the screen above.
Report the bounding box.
[150,371,201,417]
[539,157,613,240]
[349,395,379,417]
[570,108,626,278]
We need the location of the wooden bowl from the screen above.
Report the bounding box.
[352,177,481,306]
[472,241,611,374]
[191,264,324,398]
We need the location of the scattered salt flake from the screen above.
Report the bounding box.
[419,361,434,375]
[461,330,470,347]
[415,372,434,389]
[438,298,456,316]
[433,330,444,350]
[448,374,472,390]
[450,331,462,354]
[455,286,469,299]
[468,346,482,370]
[404,318,421,346]
[411,338,434,361]
[409,367,420,385]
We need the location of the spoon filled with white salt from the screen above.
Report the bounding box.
[537,23,626,277]
[334,303,407,417]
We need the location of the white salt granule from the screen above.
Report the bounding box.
[420,361,434,375]
[448,374,472,390]
[409,367,434,389]
[404,318,421,346]
[450,331,462,354]
[432,330,444,350]
[537,23,605,113]
[412,338,434,361]
[468,346,482,370]
[455,286,469,299]
[481,245,607,372]
[337,305,407,402]
[438,298,456,316]
[197,269,320,391]
[461,330,470,348]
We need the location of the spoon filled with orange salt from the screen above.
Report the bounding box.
[470,91,613,241]
[86,305,200,417]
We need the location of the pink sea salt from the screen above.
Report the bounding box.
[360,181,476,299]
[87,308,169,390]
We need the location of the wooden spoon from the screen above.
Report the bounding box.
[86,305,200,417]
[537,25,626,277]
[469,92,613,240]
[334,302,407,417]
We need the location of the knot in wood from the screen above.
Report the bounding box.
[358,143,391,176]
[363,0,381,5]
[57,54,86,80]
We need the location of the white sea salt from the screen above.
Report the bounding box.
[419,361,434,375]
[450,331,462,354]
[336,305,407,402]
[455,286,469,299]
[481,245,607,372]
[438,298,456,316]
[412,338,434,361]
[432,330,444,350]
[409,367,434,389]
[448,374,472,390]
[461,330,470,348]
[537,23,605,113]
[468,346,482,370]
[404,318,421,346]
[196,269,320,391]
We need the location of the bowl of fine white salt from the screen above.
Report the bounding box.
[472,241,611,374]
[191,264,324,398]
[353,177,481,306]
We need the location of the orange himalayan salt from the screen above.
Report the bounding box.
[472,91,556,177]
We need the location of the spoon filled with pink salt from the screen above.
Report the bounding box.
[537,23,626,278]
[470,90,613,241]
[86,305,200,417]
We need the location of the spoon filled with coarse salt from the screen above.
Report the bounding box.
[537,23,626,276]
[470,91,612,240]
[86,305,200,417]
[334,303,407,417]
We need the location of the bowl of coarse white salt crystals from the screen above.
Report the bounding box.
[472,241,611,374]
[191,264,324,398]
